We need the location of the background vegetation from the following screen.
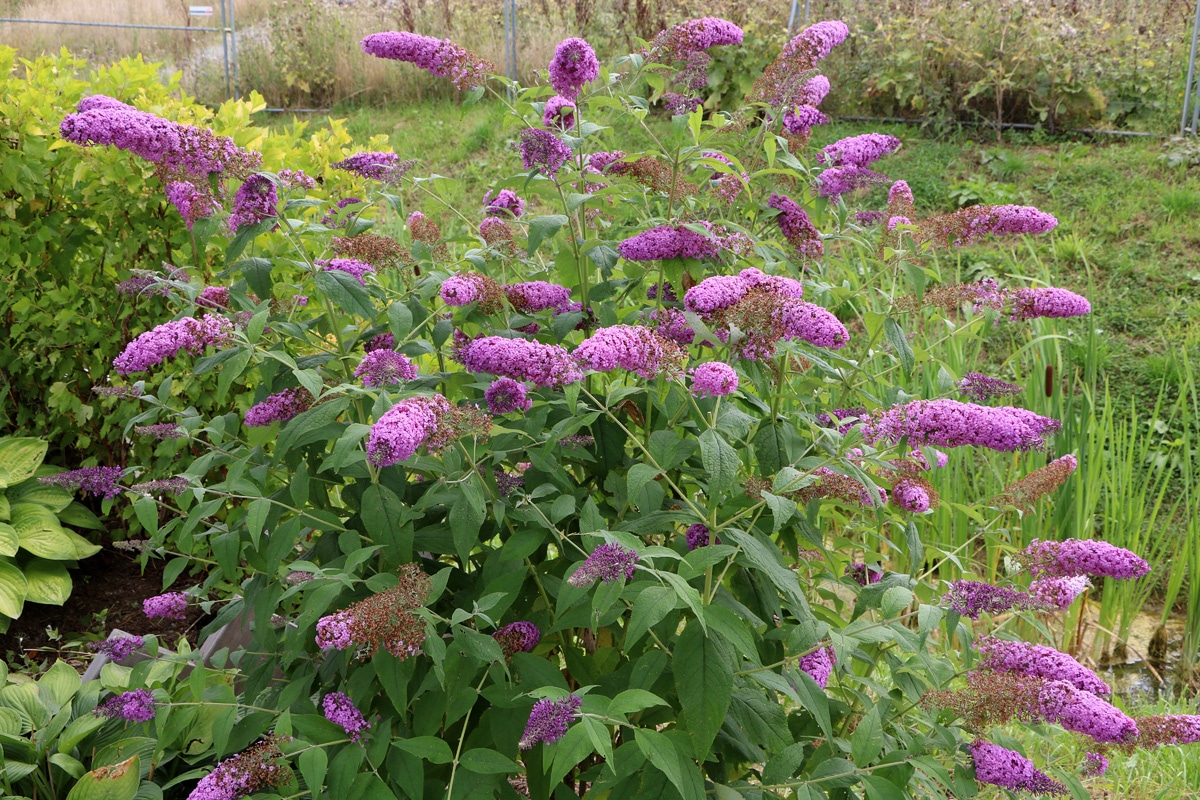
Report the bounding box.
[1,0,1195,132]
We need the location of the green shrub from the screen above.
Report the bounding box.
[0,48,387,536]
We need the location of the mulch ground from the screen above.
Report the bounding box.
[0,546,209,670]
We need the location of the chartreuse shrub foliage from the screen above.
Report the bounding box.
[0,47,386,486]
[24,18,1200,800]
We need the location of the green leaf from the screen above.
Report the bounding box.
[851,704,885,765]
[38,659,81,706]
[625,464,660,512]
[673,621,732,759]
[298,747,328,794]
[387,302,414,340]
[761,491,797,532]
[881,586,914,618]
[791,669,832,740]
[527,215,569,256]
[762,742,808,785]
[216,349,251,402]
[393,736,453,764]
[0,523,19,557]
[65,755,140,800]
[234,257,274,300]
[608,689,667,717]
[698,429,739,499]
[459,748,520,774]
[7,481,72,513]
[449,478,486,564]
[314,269,376,319]
[884,317,915,374]
[49,751,86,779]
[625,585,674,648]
[634,729,704,798]
[274,397,350,457]
[862,775,906,800]
[245,498,270,550]
[0,438,47,487]
[905,520,924,568]
[22,559,71,606]
[918,604,944,637]
[549,723,593,785]
[362,485,412,563]
[225,219,276,264]
[12,504,100,559]
[0,559,27,618]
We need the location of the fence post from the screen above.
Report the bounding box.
[227,0,240,100]
[1183,0,1200,134]
[217,0,231,100]
[504,0,518,82]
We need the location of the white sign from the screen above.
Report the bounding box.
[188,5,215,15]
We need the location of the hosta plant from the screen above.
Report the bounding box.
[0,437,105,631]
[49,16,1199,800]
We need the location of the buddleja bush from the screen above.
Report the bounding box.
[50,17,1200,800]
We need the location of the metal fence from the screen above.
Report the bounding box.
[1183,0,1200,134]
[0,1,240,101]
[3,0,1198,134]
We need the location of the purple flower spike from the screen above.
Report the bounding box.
[88,635,145,662]
[96,689,156,722]
[355,350,418,388]
[227,174,277,231]
[1029,576,1090,610]
[456,335,582,387]
[969,740,1068,796]
[542,95,577,130]
[567,543,638,587]
[494,621,541,655]
[323,692,371,742]
[690,362,738,397]
[144,592,188,621]
[244,388,312,428]
[1012,287,1092,320]
[797,646,836,689]
[574,325,687,379]
[518,128,572,176]
[485,377,532,415]
[520,694,582,749]
[943,580,1032,620]
[862,400,1061,452]
[768,194,824,258]
[366,395,449,468]
[977,636,1111,696]
[685,524,716,550]
[958,372,1022,401]
[1022,538,1149,580]
[548,38,599,100]
[817,133,902,168]
[618,224,721,261]
[39,467,123,499]
[1083,752,1108,777]
[319,257,375,286]
[483,189,526,218]
[361,31,493,90]
[113,314,234,375]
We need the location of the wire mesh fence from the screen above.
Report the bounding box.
[1,0,1197,132]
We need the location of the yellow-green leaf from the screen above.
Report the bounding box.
[23,559,72,606]
[0,438,47,487]
[65,755,140,800]
[0,559,28,619]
